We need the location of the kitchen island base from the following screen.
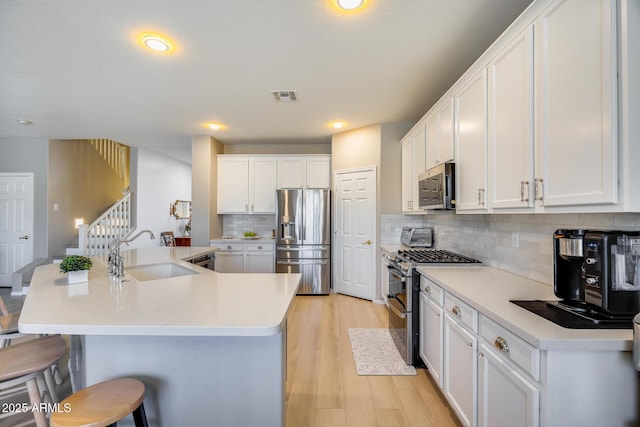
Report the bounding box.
[70,326,286,427]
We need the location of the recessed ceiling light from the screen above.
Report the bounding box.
[140,33,174,53]
[329,121,347,129]
[206,122,224,130]
[334,0,366,11]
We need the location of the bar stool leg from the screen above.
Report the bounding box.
[132,403,149,427]
[25,377,47,427]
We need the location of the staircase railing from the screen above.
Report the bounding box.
[78,191,132,256]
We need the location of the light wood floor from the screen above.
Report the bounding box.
[285,293,460,427]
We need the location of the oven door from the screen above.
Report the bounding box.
[387,265,413,365]
[388,295,412,365]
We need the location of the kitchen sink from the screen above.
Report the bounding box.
[126,262,198,281]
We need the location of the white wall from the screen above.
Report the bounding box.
[127,148,192,248]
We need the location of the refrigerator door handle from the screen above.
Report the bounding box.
[276,260,329,266]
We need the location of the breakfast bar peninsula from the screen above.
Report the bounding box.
[19,247,301,427]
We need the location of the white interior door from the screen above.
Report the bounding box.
[0,174,34,286]
[334,168,376,300]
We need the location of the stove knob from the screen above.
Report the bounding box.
[585,258,598,265]
[586,277,599,285]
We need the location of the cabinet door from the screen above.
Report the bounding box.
[489,27,535,210]
[217,158,250,214]
[425,115,440,169]
[250,159,277,213]
[478,344,539,427]
[401,137,414,212]
[278,158,305,188]
[439,99,455,164]
[420,292,444,388]
[412,126,426,210]
[245,252,274,273]
[215,252,244,273]
[444,314,478,427]
[455,70,488,212]
[534,0,617,207]
[305,157,331,188]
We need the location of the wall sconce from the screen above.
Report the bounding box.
[74,218,85,229]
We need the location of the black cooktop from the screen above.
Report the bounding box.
[398,249,482,265]
[511,300,633,329]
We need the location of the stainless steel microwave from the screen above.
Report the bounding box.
[418,162,455,210]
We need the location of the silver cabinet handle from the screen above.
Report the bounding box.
[477,188,485,206]
[467,342,473,348]
[494,336,509,353]
[245,204,249,212]
[227,245,233,250]
[520,180,530,203]
[479,351,485,358]
[18,235,30,240]
[534,178,544,202]
[425,286,432,294]
[257,245,263,249]
[452,306,461,316]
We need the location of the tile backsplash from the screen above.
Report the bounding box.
[222,214,276,238]
[381,212,640,286]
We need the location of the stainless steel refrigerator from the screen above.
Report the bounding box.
[275,189,330,295]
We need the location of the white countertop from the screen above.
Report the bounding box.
[417,266,633,351]
[19,247,301,337]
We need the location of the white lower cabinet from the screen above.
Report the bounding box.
[211,241,274,273]
[245,246,275,273]
[478,343,539,427]
[444,310,478,427]
[419,278,443,387]
[215,251,244,273]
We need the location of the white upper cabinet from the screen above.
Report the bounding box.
[401,124,427,213]
[217,157,251,214]
[277,155,331,189]
[488,26,535,210]
[217,156,277,214]
[426,99,455,169]
[534,0,617,207]
[455,69,489,212]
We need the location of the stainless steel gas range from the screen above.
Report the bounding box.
[387,248,481,366]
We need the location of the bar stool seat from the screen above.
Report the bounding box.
[0,335,67,427]
[50,378,148,427]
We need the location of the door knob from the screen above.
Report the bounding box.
[362,240,371,245]
[18,235,30,240]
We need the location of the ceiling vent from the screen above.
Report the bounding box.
[272,90,297,102]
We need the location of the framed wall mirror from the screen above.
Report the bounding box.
[170,200,191,219]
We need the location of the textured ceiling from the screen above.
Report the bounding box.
[0,0,533,155]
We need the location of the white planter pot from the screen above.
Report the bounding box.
[67,270,89,284]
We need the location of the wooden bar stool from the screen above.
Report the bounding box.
[0,335,67,427]
[50,378,149,427]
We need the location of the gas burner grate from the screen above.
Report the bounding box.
[398,249,481,264]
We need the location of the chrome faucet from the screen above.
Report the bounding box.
[122,229,156,244]
[108,230,156,278]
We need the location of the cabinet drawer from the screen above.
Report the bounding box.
[213,243,243,252]
[245,243,274,252]
[444,293,478,333]
[479,315,540,381]
[420,275,444,306]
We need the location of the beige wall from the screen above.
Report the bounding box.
[223,142,331,154]
[331,125,381,172]
[381,123,412,214]
[191,136,224,245]
[48,140,127,256]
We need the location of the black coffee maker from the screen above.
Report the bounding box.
[554,229,640,318]
[583,231,640,316]
[553,229,587,303]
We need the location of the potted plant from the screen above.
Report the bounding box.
[59,255,93,284]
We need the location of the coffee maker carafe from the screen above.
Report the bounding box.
[553,229,587,302]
